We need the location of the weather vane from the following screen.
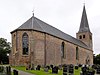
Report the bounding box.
[32,9,34,16]
[83,0,85,5]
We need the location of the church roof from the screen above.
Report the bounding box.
[11,15,89,50]
[78,5,91,33]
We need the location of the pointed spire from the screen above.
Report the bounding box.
[78,5,91,33]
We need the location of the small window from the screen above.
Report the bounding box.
[90,35,92,40]
[61,42,65,58]
[79,35,82,39]
[76,47,79,60]
[83,35,85,38]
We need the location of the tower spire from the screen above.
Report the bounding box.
[83,0,85,6]
[76,5,92,49]
[78,5,91,33]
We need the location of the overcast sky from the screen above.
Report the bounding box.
[0,0,100,55]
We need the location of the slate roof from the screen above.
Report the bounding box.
[11,15,89,50]
[79,5,91,33]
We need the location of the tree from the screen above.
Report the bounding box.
[93,54,100,65]
[0,38,11,64]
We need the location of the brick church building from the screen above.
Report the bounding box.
[9,6,93,66]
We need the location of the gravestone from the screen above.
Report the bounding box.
[78,64,82,67]
[82,65,88,75]
[87,71,95,75]
[13,70,18,75]
[69,64,74,74]
[63,65,68,75]
[46,66,50,70]
[52,66,58,74]
[31,64,35,70]
[58,65,62,70]
[6,66,11,75]
[36,65,41,70]
[92,65,97,69]
[97,67,100,74]
[50,65,53,69]
[75,65,78,69]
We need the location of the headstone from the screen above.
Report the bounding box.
[63,65,68,72]
[97,67,100,74]
[50,65,53,69]
[36,65,41,70]
[52,66,58,74]
[75,65,79,69]
[63,73,67,75]
[87,71,95,75]
[78,64,82,67]
[82,65,88,75]
[69,64,74,74]
[63,65,68,75]
[31,64,35,70]
[92,65,97,69]
[13,70,18,75]
[58,65,62,70]
[6,66,11,75]
[46,66,50,70]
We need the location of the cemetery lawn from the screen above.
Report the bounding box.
[12,66,81,75]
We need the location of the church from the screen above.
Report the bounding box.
[9,6,93,66]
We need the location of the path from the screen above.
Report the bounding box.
[12,68,35,75]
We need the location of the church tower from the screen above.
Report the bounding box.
[76,5,93,50]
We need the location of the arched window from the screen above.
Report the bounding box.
[76,47,79,60]
[83,35,85,38]
[79,35,82,39]
[61,42,65,58]
[22,33,29,55]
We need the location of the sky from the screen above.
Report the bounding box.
[0,0,100,55]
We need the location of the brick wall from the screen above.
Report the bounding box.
[10,30,93,66]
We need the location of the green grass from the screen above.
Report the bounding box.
[12,66,81,75]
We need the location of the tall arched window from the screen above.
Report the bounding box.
[61,42,65,58]
[76,47,79,60]
[22,33,29,55]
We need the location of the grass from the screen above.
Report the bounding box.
[12,66,81,75]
